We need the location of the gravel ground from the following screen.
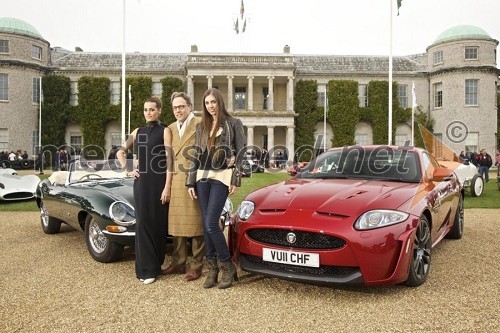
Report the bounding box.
[0,210,498,333]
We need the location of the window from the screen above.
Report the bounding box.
[262,87,269,110]
[395,134,409,147]
[234,87,246,110]
[0,40,9,53]
[70,132,82,154]
[0,128,8,151]
[0,73,8,100]
[398,84,408,108]
[110,81,120,105]
[355,134,368,146]
[70,81,78,106]
[314,134,325,149]
[31,45,42,60]
[465,47,478,60]
[433,50,443,65]
[110,132,121,148]
[152,82,162,97]
[433,82,443,108]
[317,91,325,107]
[358,84,368,107]
[32,78,41,104]
[465,79,478,106]
[464,132,478,153]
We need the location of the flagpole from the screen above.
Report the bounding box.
[121,0,126,145]
[128,85,131,135]
[39,77,42,150]
[323,92,327,153]
[411,81,416,146]
[388,0,393,146]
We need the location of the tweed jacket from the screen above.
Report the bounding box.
[167,116,203,237]
[186,117,246,188]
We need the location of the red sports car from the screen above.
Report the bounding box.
[229,146,464,286]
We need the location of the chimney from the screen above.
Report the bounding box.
[190,44,198,53]
[283,45,290,54]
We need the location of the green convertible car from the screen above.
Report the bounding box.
[36,160,136,263]
[36,159,233,263]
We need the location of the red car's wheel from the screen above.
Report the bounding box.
[404,215,431,287]
[447,195,464,239]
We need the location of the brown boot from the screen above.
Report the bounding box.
[203,258,219,289]
[218,260,238,289]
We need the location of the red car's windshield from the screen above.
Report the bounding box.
[299,147,421,183]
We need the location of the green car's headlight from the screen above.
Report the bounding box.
[109,201,136,226]
[354,210,409,230]
[236,200,255,221]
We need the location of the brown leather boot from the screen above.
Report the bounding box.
[218,260,238,289]
[203,258,219,289]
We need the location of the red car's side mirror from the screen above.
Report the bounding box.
[432,167,453,182]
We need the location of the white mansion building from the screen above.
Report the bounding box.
[1,18,498,161]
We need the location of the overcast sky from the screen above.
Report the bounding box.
[3,0,500,57]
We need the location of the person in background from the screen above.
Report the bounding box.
[459,151,468,164]
[117,96,173,285]
[162,92,205,282]
[476,149,492,183]
[186,88,246,289]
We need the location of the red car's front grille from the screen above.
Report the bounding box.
[246,228,346,249]
[242,254,359,276]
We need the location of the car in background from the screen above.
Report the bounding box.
[0,168,40,201]
[0,158,35,170]
[438,160,483,197]
[36,160,134,263]
[229,145,464,287]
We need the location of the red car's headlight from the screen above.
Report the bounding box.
[354,210,409,230]
[236,200,255,221]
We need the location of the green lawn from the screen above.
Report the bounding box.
[0,171,498,212]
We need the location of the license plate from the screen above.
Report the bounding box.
[262,248,319,267]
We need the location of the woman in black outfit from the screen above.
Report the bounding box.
[187,88,246,289]
[117,96,173,285]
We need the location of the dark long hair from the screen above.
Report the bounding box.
[200,88,232,148]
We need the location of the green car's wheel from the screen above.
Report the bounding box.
[84,215,124,263]
[40,201,61,234]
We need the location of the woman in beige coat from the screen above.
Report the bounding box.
[161,92,204,281]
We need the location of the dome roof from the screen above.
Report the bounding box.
[434,25,491,44]
[0,17,43,39]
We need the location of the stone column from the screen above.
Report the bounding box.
[267,76,274,111]
[187,75,194,101]
[207,75,213,89]
[287,76,294,112]
[267,125,275,165]
[227,75,234,112]
[286,125,295,164]
[247,125,254,148]
[247,76,254,111]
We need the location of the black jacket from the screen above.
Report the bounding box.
[186,117,246,187]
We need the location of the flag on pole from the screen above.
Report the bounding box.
[242,19,246,33]
[397,0,402,16]
[240,0,245,19]
[234,17,239,34]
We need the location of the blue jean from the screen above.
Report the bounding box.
[195,179,231,262]
[478,166,490,182]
